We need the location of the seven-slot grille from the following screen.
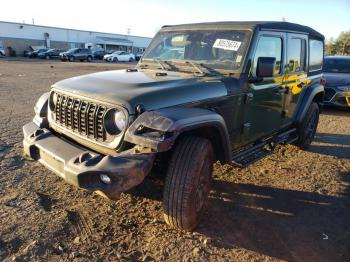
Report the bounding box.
[53,92,108,141]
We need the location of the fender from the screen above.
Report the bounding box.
[33,92,49,128]
[294,83,324,124]
[124,107,232,163]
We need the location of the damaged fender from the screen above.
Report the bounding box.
[124,107,232,163]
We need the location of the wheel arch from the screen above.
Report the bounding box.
[124,107,232,164]
[294,83,324,124]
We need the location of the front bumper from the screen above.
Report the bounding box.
[23,121,155,200]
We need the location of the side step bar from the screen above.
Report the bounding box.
[232,128,298,168]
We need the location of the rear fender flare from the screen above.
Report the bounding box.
[294,83,324,124]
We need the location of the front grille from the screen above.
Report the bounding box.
[324,88,336,102]
[53,92,108,141]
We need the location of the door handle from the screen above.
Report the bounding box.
[274,87,287,94]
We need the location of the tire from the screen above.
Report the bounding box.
[295,102,319,149]
[45,55,50,60]
[163,136,214,231]
[87,56,92,62]
[129,57,134,62]
[68,56,74,62]
[113,57,118,62]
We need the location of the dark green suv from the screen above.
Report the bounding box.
[23,22,325,231]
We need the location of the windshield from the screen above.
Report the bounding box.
[142,29,251,71]
[324,58,350,74]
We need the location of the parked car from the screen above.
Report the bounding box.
[103,51,135,62]
[38,49,64,60]
[23,21,325,231]
[323,56,350,108]
[28,48,48,58]
[60,48,93,62]
[135,51,144,61]
[0,46,5,56]
[93,50,109,60]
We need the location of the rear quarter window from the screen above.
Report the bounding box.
[309,40,323,71]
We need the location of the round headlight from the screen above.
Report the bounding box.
[104,109,126,135]
[114,110,126,131]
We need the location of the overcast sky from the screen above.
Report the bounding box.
[1,0,349,40]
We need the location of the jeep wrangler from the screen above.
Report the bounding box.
[23,22,325,231]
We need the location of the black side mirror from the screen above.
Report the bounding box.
[256,57,276,78]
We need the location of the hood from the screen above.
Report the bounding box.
[52,69,228,114]
[323,73,350,87]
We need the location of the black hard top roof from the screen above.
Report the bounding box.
[162,21,324,40]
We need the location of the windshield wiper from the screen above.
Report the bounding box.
[184,61,219,77]
[141,58,178,71]
[185,61,205,75]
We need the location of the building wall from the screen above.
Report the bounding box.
[0,21,152,56]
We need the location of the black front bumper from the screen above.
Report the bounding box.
[23,121,155,199]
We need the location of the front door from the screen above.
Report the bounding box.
[243,32,286,143]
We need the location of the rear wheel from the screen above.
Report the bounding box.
[295,102,319,149]
[45,55,50,60]
[163,136,214,231]
[68,56,74,62]
[129,57,134,62]
[87,56,92,62]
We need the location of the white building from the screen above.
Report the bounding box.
[0,21,152,56]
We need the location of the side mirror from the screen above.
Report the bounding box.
[256,57,276,78]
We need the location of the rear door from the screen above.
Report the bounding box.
[243,31,286,143]
[281,33,308,127]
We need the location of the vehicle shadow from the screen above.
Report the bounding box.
[197,173,350,261]
[321,107,350,117]
[309,132,350,159]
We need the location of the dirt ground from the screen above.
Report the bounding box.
[0,59,349,262]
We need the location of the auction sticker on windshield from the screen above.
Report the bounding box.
[213,39,242,51]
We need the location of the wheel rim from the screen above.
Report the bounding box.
[305,110,317,143]
[195,160,211,212]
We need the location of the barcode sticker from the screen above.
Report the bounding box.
[213,39,242,51]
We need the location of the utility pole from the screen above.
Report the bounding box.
[32,18,35,25]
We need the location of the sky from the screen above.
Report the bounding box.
[1,0,349,40]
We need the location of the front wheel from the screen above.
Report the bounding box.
[163,136,214,231]
[68,56,74,62]
[113,57,118,62]
[129,57,134,62]
[87,56,92,62]
[295,102,320,149]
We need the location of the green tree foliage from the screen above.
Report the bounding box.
[325,31,350,55]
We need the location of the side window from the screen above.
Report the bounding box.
[309,40,323,71]
[252,36,282,77]
[287,38,306,72]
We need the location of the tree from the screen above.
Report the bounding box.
[325,31,350,55]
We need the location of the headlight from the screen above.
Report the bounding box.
[104,109,126,135]
[338,86,350,92]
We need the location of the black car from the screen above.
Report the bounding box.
[28,48,48,58]
[135,52,144,61]
[38,49,64,59]
[93,50,109,60]
[60,48,93,62]
[323,56,350,108]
